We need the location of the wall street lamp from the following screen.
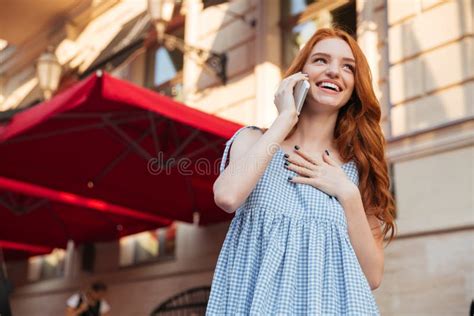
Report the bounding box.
[36,47,62,100]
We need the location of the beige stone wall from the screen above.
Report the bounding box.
[184,0,258,125]
[385,0,473,233]
[185,0,281,128]
[8,221,229,316]
[357,0,391,137]
[388,0,473,136]
[375,228,474,316]
[367,0,474,314]
[394,145,474,234]
[11,271,217,316]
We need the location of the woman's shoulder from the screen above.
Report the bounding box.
[220,125,266,173]
[245,125,267,134]
[230,126,265,154]
[231,125,265,142]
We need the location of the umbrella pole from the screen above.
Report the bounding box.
[0,247,12,316]
[64,240,75,279]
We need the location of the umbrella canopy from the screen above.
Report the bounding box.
[0,175,172,261]
[0,241,53,261]
[0,72,240,246]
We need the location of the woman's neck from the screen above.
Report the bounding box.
[286,109,339,153]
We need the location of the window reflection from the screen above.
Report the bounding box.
[147,26,184,100]
[28,249,65,281]
[293,20,318,49]
[283,14,330,67]
[153,47,183,87]
[286,0,318,16]
[282,0,356,69]
[119,223,176,266]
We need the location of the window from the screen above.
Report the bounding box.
[119,223,176,267]
[203,0,228,9]
[284,0,319,16]
[27,249,65,282]
[146,26,184,101]
[281,0,356,69]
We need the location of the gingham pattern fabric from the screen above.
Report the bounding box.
[207,125,380,315]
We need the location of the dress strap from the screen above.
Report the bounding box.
[219,125,262,174]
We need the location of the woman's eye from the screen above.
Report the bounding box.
[343,64,355,72]
[313,58,326,64]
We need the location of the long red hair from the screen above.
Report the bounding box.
[281,27,396,244]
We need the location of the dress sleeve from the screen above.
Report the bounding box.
[66,293,80,308]
[100,300,111,314]
[219,125,262,174]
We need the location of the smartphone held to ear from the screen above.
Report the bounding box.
[293,80,310,115]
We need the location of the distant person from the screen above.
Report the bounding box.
[66,281,110,316]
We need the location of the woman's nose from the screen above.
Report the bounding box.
[325,62,340,78]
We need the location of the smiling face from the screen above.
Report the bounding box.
[302,37,355,111]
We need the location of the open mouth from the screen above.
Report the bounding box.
[316,81,342,93]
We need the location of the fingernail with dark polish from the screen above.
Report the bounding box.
[284,153,289,158]
[325,149,330,156]
[294,145,300,150]
[284,161,290,166]
[288,176,293,181]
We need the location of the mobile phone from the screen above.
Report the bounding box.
[294,80,310,115]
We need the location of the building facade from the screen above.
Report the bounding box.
[1,0,472,315]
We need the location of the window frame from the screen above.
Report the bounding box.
[280,0,356,70]
[118,223,177,268]
[27,248,66,283]
[145,15,185,98]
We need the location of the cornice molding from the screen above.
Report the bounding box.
[387,117,474,163]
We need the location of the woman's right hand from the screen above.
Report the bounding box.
[274,71,309,119]
[215,74,308,213]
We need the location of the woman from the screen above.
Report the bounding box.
[207,27,396,315]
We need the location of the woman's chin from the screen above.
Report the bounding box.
[307,96,346,109]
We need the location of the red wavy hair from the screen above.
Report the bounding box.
[281,27,397,244]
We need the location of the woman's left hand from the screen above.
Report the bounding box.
[285,146,357,200]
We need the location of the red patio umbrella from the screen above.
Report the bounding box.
[0,72,240,250]
[0,241,53,261]
[0,175,171,261]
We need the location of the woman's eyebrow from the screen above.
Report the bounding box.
[310,52,355,63]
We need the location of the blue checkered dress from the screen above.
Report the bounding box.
[206,126,380,315]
